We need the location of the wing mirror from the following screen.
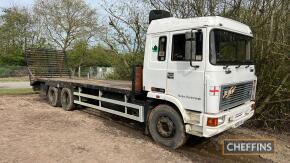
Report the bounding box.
[185,31,197,68]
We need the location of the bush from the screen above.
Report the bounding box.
[0,66,28,77]
[106,53,144,80]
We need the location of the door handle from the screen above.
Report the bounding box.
[192,65,200,69]
[167,72,174,79]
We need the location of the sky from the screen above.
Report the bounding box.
[0,0,100,10]
[0,0,33,9]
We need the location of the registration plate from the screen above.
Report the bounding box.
[234,120,244,128]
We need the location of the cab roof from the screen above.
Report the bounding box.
[147,16,252,36]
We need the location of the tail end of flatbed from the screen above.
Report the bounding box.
[25,48,70,85]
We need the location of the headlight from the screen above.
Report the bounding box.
[218,115,226,125]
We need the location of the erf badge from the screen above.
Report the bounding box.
[223,86,236,99]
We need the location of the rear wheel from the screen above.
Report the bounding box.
[39,84,47,99]
[47,87,60,107]
[61,88,74,111]
[148,104,188,149]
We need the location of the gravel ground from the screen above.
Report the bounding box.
[0,95,289,163]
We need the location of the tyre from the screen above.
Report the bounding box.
[60,88,74,111]
[39,84,48,99]
[47,87,61,107]
[148,104,188,149]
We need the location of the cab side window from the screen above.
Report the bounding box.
[172,34,186,61]
[172,32,203,61]
[158,36,167,61]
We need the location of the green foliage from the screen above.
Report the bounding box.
[89,45,115,67]
[0,88,34,95]
[0,46,24,65]
[0,8,28,66]
[106,52,144,80]
[249,50,290,132]
[0,7,49,66]
[67,42,144,80]
[0,66,27,77]
[228,8,290,132]
[0,67,11,77]
[67,40,89,68]
[67,41,114,72]
[0,76,28,82]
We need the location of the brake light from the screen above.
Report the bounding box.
[207,118,218,127]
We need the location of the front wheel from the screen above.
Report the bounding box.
[148,104,188,149]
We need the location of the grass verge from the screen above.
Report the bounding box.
[0,77,29,82]
[0,88,35,95]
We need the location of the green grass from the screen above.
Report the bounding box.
[0,76,29,82]
[0,88,35,95]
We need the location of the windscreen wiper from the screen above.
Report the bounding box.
[222,62,232,74]
[235,65,241,68]
[223,65,229,69]
[244,61,252,68]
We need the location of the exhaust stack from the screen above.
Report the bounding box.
[149,10,172,24]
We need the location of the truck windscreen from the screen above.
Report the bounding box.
[210,29,253,65]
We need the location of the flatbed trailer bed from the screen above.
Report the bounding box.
[36,78,132,94]
[26,48,146,129]
[32,77,145,123]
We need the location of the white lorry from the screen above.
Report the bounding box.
[26,10,257,149]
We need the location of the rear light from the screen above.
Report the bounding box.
[207,118,218,127]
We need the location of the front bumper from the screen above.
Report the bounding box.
[186,101,255,137]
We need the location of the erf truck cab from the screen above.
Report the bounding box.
[143,11,256,146]
[26,10,256,149]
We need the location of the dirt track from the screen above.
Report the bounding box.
[0,95,289,163]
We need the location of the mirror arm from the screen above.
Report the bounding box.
[186,29,199,68]
[190,30,193,67]
[190,29,195,67]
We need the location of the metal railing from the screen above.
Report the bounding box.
[25,48,70,83]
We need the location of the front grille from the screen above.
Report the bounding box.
[220,81,253,111]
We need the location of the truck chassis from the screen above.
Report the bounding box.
[37,78,145,122]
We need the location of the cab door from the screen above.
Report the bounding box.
[166,29,205,112]
[143,34,169,93]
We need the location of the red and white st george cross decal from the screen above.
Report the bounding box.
[209,86,220,96]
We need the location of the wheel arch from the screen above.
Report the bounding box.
[146,92,190,123]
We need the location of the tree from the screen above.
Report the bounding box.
[0,7,41,65]
[67,41,114,77]
[67,40,89,77]
[100,0,149,54]
[146,0,220,17]
[34,0,99,52]
[98,0,148,80]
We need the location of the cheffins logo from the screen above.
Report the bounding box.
[223,139,275,155]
